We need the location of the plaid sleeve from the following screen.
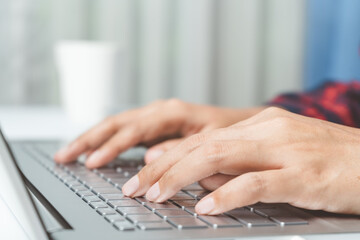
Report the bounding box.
[268,81,360,127]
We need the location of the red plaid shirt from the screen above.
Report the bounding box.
[269,81,360,128]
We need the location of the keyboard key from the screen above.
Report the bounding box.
[247,203,277,211]
[226,208,276,227]
[83,195,102,203]
[100,193,130,202]
[95,168,117,175]
[51,167,67,177]
[97,207,118,216]
[64,180,82,188]
[108,200,141,208]
[168,192,194,201]
[63,163,86,173]
[75,172,100,181]
[105,214,126,223]
[115,166,130,173]
[89,201,109,209]
[117,207,152,216]
[92,187,122,195]
[145,201,178,211]
[78,177,104,184]
[85,181,114,189]
[103,173,132,181]
[113,221,135,231]
[254,208,308,226]
[135,197,150,205]
[167,217,208,229]
[60,176,76,183]
[137,222,173,230]
[173,200,199,208]
[185,190,209,199]
[155,209,192,219]
[183,207,197,216]
[198,215,243,228]
[127,214,164,223]
[109,178,129,186]
[253,207,289,217]
[70,185,88,193]
[76,190,95,198]
[270,215,308,226]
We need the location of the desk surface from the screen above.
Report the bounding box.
[0,106,99,140]
[0,106,360,240]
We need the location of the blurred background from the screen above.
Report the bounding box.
[0,0,358,111]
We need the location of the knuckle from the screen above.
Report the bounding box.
[260,106,289,119]
[246,173,266,197]
[125,123,142,139]
[104,115,117,129]
[262,106,282,115]
[139,163,163,186]
[166,99,189,114]
[199,141,225,163]
[161,168,179,187]
[272,116,294,130]
[166,98,185,107]
[167,99,189,124]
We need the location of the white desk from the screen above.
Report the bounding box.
[1,106,360,240]
[0,106,99,140]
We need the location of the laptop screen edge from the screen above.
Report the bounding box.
[0,127,50,240]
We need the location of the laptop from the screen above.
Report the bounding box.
[1,127,360,240]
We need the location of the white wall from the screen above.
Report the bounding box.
[0,0,305,108]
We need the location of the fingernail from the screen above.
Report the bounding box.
[145,149,164,163]
[86,150,104,167]
[122,175,139,196]
[196,197,215,215]
[146,182,160,201]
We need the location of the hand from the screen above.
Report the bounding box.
[122,107,360,215]
[54,99,264,171]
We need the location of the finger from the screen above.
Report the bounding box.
[144,140,279,203]
[144,139,183,164]
[195,169,295,215]
[54,109,140,163]
[84,124,143,168]
[85,109,188,169]
[85,149,95,157]
[59,99,185,167]
[122,133,211,197]
[198,174,236,191]
[122,124,271,199]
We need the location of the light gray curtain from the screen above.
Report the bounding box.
[0,0,305,108]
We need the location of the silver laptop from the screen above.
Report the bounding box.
[1,127,360,240]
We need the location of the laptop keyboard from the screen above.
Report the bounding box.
[19,143,308,231]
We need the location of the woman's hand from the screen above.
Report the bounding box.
[54,99,264,170]
[122,107,360,215]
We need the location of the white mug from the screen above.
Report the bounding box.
[55,41,123,124]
